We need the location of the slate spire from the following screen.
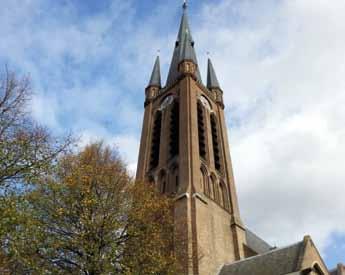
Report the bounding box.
[207,58,221,89]
[166,1,202,87]
[148,55,161,88]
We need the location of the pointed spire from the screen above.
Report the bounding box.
[183,0,187,10]
[207,58,220,89]
[166,2,202,87]
[148,55,161,88]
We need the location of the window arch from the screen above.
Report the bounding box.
[149,111,162,170]
[159,170,167,194]
[313,263,325,275]
[210,114,222,172]
[169,164,179,194]
[220,181,229,210]
[160,94,173,103]
[200,165,210,196]
[210,174,219,202]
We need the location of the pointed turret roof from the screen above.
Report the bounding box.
[207,58,221,89]
[148,56,161,88]
[166,2,202,87]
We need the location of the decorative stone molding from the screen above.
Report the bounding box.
[175,192,190,201]
[178,60,197,76]
[193,192,208,204]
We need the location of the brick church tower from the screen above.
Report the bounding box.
[136,2,341,275]
[136,3,247,274]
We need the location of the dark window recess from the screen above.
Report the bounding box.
[149,111,162,170]
[175,176,179,193]
[162,181,166,194]
[197,101,207,159]
[211,115,222,172]
[220,183,228,210]
[169,101,179,158]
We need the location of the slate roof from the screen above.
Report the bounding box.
[207,58,221,89]
[219,241,304,275]
[245,229,273,254]
[166,2,202,87]
[148,56,161,88]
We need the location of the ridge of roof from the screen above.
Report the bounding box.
[245,229,273,254]
[218,241,304,275]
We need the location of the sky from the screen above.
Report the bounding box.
[1,0,344,269]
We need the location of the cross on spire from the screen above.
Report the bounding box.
[183,0,188,10]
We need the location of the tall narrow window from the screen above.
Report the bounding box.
[211,175,220,203]
[211,114,222,172]
[197,101,206,159]
[220,182,229,210]
[201,166,210,196]
[162,181,167,194]
[169,100,179,159]
[149,111,162,170]
[175,176,179,193]
[159,170,167,194]
[170,164,179,194]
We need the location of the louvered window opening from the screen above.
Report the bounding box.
[149,111,162,170]
[211,115,222,172]
[169,101,179,159]
[197,101,207,159]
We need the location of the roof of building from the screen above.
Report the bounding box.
[330,264,345,275]
[148,56,161,88]
[245,229,273,254]
[219,241,304,275]
[166,2,202,87]
[207,58,221,89]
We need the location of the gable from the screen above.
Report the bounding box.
[297,236,329,275]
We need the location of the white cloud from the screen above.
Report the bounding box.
[1,0,344,261]
[194,0,345,255]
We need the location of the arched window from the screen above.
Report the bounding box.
[149,111,162,170]
[220,181,229,210]
[313,263,325,275]
[159,170,167,194]
[197,101,206,159]
[175,175,179,193]
[200,166,209,196]
[169,100,179,159]
[162,181,167,193]
[170,164,179,194]
[211,114,222,172]
[210,174,219,202]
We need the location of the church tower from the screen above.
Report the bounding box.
[136,3,247,274]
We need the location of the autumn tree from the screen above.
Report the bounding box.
[0,66,72,188]
[3,143,177,274]
[0,65,74,273]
